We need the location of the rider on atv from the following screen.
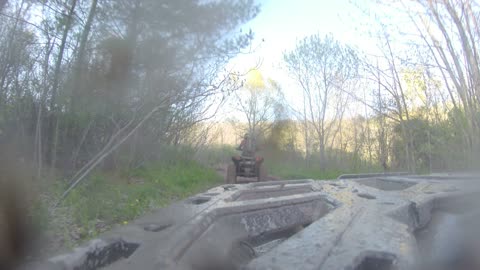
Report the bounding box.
[233,132,262,168]
[227,132,266,183]
[237,133,256,157]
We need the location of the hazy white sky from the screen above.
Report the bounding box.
[234,0,376,71]
[221,0,381,119]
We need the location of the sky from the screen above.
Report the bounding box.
[233,0,375,72]
[219,0,380,119]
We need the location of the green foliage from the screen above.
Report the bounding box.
[266,120,297,151]
[391,111,474,172]
[56,158,221,242]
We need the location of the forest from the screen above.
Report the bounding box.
[0,0,479,256]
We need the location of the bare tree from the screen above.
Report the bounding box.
[405,0,480,154]
[284,34,359,169]
[231,69,283,140]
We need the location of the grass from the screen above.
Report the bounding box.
[269,163,384,180]
[264,151,384,180]
[39,158,222,254]
[267,162,346,180]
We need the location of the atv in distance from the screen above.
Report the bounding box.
[226,155,267,184]
[226,133,267,184]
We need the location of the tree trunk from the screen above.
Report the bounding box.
[71,0,98,112]
[34,38,54,180]
[303,92,310,165]
[48,0,78,169]
[319,133,326,170]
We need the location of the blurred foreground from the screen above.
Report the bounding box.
[2,173,480,270]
